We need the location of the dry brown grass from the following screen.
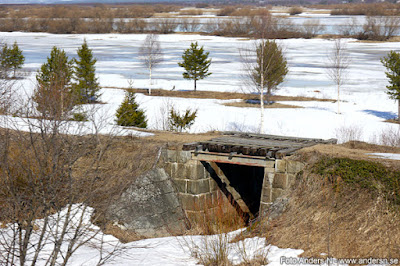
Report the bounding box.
[295,142,400,170]
[242,143,400,259]
[266,169,400,259]
[103,223,144,243]
[385,119,400,124]
[223,101,302,109]
[113,88,334,102]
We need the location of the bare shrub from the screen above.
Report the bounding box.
[339,17,360,37]
[356,16,400,41]
[126,19,148,33]
[217,6,237,16]
[180,18,201,33]
[0,80,15,115]
[288,6,303,15]
[179,9,203,16]
[376,127,400,147]
[301,19,325,38]
[334,124,364,143]
[330,3,392,16]
[154,18,177,34]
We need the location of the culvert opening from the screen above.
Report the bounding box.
[203,161,264,223]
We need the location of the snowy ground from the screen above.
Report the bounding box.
[0,204,312,266]
[2,32,399,143]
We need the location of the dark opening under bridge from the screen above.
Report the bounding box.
[164,132,337,223]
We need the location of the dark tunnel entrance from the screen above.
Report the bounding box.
[203,161,265,223]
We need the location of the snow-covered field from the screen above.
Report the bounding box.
[0,204,311,266]
[3,32,399,143]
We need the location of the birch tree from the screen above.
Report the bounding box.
[241,40,288,133]
[139,34,163,95]
[326,39,350,115]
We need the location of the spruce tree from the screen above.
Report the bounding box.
[115,91,147,128]
[0,42,25,79]
[178,42,212,91]
[34,46,74,118]
[0,44,12,78]
[74,39,100,103]
[381,50,400,122]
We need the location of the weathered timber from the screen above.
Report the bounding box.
[183,132,336,159]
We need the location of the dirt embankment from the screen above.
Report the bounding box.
[266,142,400,259]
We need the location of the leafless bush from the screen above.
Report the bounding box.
[0,80,15,115]
[0,99,131,265]
[334,124,364,144]
[357,16,400,41]
[154,18,177,34]
[288,6,303,15]
[330,3,394,16]
[300,19,325,38]
[376,127,400,147]
[179,9,203,16]
[123,19,148,33]
[217,6,237,16]
[180,18,201,33]
[153,99,173,131]
[339,17,360,37]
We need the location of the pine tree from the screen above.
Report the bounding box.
[381,50,400,122]
[0,44,12,78]
[115,91,147,128]
[0,42,25,79]
[33,46,74,118]
[74,39,100,103]
[168,107,197,132]
[178,42,212,91]
[9,42,25,78]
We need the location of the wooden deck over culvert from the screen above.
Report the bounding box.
[183,132,337,161]
[164,132,337,224]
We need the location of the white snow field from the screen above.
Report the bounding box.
[2,32,398,141]
[0,204,312,266]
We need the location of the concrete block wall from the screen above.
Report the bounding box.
[162,149,221,219]
[163,149,305,219]
[259,159,305,217]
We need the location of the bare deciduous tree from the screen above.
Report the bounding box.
[301,19,325,39]
[326,39,350,115]
[139,34,163,95]
[0,94,129,265]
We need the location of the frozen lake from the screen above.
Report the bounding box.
[1,32,399,141]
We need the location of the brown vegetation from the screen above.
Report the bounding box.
[288,6,303,16]
[241,143,400,260]
[0,4,322,38]
[329,3,400,16]
[113,88,335,102]
[223,101,302,109]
